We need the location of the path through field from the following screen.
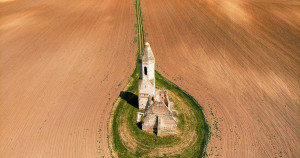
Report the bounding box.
[0,0,135,157]
[141,0,300,157]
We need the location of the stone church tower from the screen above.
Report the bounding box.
[136,42,177,136]
[138,42,155,109]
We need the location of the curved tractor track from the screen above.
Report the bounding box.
[141,0,300,157]
[1,0,136,157]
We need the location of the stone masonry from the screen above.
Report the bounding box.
[138,42,177,136]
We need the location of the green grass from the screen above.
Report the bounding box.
[109,0,209,157]
[111,70,209,157]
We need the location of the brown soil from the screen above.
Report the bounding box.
[141,0,300,157]
[0,0,136,157]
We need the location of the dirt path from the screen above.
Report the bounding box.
[0,0,135,157]
[141,0,300,157]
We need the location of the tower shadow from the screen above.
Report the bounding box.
[119,91,138,109]
[136,122,143,130]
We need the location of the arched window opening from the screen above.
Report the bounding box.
[144,67,147,75]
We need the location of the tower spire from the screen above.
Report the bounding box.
[140,42,155,61]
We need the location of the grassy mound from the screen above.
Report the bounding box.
[109,71,209,157]
[107,0,209,157]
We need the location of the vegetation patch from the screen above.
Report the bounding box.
[108,0,209,157]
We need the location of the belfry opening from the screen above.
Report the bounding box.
[144,67,147,75]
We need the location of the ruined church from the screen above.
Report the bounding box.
[137,42,177,136]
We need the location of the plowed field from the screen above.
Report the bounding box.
[141,0,300,157]
[1,0,135,157]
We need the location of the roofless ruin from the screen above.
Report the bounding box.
[137,42,177,136]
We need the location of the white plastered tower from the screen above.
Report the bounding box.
[138,42,155,109]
